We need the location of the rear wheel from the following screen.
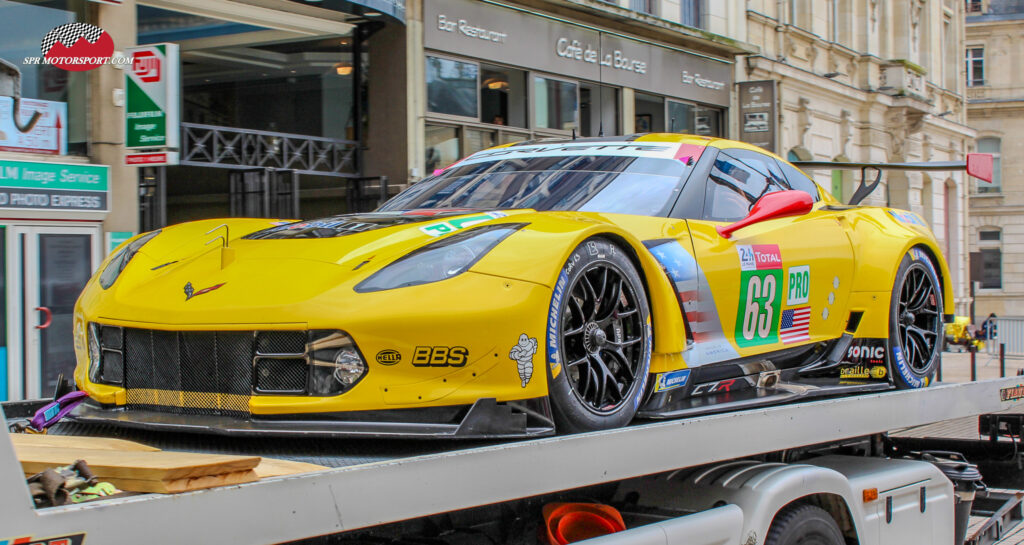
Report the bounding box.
[765,504,844,545]
[889,248,943,389]
[546,238,651,433]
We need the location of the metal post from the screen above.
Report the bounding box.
[1000,343,1006,378]
[352,24,364,176]
[937,355,942,382]
[971,347,977,382]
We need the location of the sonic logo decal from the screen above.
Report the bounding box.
[509,334,538,387]
[183,281,225,301]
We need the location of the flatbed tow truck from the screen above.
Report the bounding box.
[5,377,1024,545]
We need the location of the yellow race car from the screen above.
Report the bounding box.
[69,135,990,437]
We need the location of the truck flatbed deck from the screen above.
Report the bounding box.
[4,377,1024,544]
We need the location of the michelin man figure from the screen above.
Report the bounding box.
[509,334,538,387]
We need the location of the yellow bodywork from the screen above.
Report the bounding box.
[73,134,954,417]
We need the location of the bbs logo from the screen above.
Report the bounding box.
[412,346,468,367]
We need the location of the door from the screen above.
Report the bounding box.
[6,225,100,399]
[684,147,855,363]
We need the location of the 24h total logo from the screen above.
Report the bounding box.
[40,23,115,71]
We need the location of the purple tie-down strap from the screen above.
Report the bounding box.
[30,391,89,431]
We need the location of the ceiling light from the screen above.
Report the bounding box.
[335,62,353,76]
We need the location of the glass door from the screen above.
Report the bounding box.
[7,225,100,400]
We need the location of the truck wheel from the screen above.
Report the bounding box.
[889,248,943,389]
[546,238,651,434]
[765,504,844,545]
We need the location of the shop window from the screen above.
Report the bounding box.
[464,128,496,156]
[427,56,478,119]
[580,83,618,137]
[695,106,724,137]
[425,125,460,174]
[634,93,665,133]
[480,64,526,128]
[534,76,577,132]
[976,137,1001,193]
[966,47,984,87]
[966,0,982,13]
[980,248,1001,289]
[667,101,694,133]
[0,0,88,155]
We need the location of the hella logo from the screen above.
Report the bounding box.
[376,350,401,365]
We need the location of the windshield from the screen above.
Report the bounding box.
[379,154,692,217]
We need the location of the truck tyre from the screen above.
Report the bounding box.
[889,248,943,389]
[546,237,652,433]
[765,504,844,545]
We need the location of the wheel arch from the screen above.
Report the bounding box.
[770,494,861,545]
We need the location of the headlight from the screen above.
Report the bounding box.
[98,230,161,289]
[307,331,367,396]
[354,224,524,293]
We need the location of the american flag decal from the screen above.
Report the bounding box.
[779,306,811,344]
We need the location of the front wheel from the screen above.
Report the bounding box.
[546,238,651,433]
[888,248,943,389]
[765,504,844,545]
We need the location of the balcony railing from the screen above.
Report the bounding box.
[180,123,360,178]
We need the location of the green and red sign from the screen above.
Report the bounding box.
[734,244,783,348]
[125,43,179,149]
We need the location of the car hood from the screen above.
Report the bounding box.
[83,210,533,322]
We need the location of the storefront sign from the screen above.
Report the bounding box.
[0,98,67,155]
[125,43,179,149]
[125,151,178,166]
[424,0,731,107]
[738,80,777,153]
[0,160,109,212]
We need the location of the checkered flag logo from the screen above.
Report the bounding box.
[41,23,103,56]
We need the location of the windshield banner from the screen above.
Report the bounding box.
[460,141,682,165]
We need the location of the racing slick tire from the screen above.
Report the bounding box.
[888,248,944,389]
[765,504,844,545]
[546,237,652,433]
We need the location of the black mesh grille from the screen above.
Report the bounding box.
[255,358,308,392]
[122,328,259,416]
[256,331,307,355]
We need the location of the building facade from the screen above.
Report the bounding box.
[965,0,1024,319]
[736,0,976,318]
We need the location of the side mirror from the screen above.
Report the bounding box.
[716,190,814,239]
[966,153,993,183]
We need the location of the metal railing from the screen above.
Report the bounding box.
[180,123,359,178]
[984,318,1024,358]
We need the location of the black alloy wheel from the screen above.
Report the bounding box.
[889,249,943,389]
[547,238,651,433]
[563,263,645,413]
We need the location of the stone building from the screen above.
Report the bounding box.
[966,0,1024,319]
[735,0,977,317]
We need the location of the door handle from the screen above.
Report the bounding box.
[35,307,52,329]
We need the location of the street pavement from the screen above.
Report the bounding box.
[938,348,1024,383]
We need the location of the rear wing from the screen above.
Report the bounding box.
[793,153,993,206]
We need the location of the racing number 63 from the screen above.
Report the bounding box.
[742,274,776,341]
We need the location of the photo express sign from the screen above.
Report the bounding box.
[0,160,109,212]
[125,44,179,149]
